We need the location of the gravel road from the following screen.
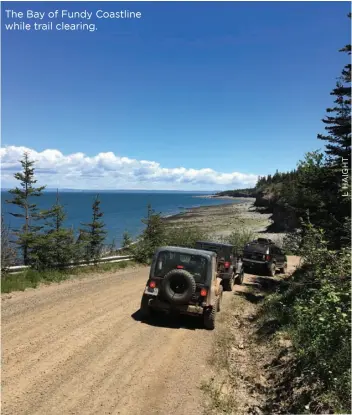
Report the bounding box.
[2,257,300,415]
[2,267,217,415]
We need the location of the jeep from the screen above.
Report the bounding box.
[195,241,244,291]
[140,246,223,330]
[242,238,287,277]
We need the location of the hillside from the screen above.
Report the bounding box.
[215,188,257,198]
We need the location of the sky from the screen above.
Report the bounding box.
[1,1,351,190]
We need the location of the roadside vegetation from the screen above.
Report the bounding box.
[260,224,350,414]
[1,259,137,294]
[207,15,351,414]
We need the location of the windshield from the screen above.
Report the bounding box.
[243,244,268,254]
[196,243,232,260]
[154,251,207,283]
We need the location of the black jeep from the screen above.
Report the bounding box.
[140,246,223,330]
[195,241,244,291]
[242,238,287,277]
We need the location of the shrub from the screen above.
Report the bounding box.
[260,222,351,413]
[221,228,255,254]
[163,224,208,248]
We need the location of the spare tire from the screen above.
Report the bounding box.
[162,269,196,305]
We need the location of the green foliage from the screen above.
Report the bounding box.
[132,204,210,263]
[133,204,165,264]
[122,231,133,249]
[221,228,256,254]
[163,224,208,248]
[317,33,351,162]
[80,195,107,263]
[215,188,257,198]
[1,260,136,293]
[5,152,46,265]
[30,192,78,270]
[260,223,351,413]
[1,216,17,270]
[282,230,302,255]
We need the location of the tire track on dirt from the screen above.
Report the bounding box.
[2,267,219,415]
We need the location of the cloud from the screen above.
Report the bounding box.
[0,146,258,190]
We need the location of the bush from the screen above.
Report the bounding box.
[221,228,255,254]
[163,224,208,248]
[260,223,351,413]
[131,203,211,264]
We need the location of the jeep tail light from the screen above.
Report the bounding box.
[200,288,207,297]
[224,262,230,268]
[149,280,156,288]
[176,265,184,269]
[265,255,271,261]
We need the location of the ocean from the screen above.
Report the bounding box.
[1,191,240,247]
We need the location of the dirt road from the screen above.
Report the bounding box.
[2,267,217,415]
[2,258,300,415]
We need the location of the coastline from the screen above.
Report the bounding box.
[163,198,286,245]
[193,195,256,201]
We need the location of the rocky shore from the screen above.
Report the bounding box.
[163,198,286,245]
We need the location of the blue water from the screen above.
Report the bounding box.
[1,191,240,247]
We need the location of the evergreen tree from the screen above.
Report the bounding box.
[5,152,46,265]
[80,195,107,263]
[133,204,165,263]
[122,231,133,249]
[1,216,17,270]
[75,229,89,260]
[33,191,76,269]
[318,15,351,163]
[142,204,164,248]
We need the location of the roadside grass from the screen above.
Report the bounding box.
[255,241,351,414]
[1,260,137,293]
[201,295,261,415]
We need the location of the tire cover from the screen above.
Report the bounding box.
[162,269,196,305]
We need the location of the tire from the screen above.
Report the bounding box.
[204,303,217,330]
[217,287,223,312]
[279,262,288,274]
[268,263,276,277]
[162,269,196,305]
[235,269,244,285]
[140,294,151,318]
[222,276,234,291]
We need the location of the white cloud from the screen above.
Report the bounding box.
[0,146,258,190]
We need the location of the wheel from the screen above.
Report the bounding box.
[140,295,151,318]
[279,262,288,274]
[204,303,217,330]
[162,269,196,305]
[235,269,244,285]
[268,263,276,277]
[217,287,223,312]
[222,276,234,291]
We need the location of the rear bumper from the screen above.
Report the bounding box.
[218,271,232,280]
[147,297,205,315]
[243,258,266,265]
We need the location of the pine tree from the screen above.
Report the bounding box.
[80,195,107,263]
[1,216,17,270]
[5,152,46,265]
[122,231,133,249]
[142,204,164,249]
[33,191,76,269]
[318,15,351,163]
[134,204,165,263]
